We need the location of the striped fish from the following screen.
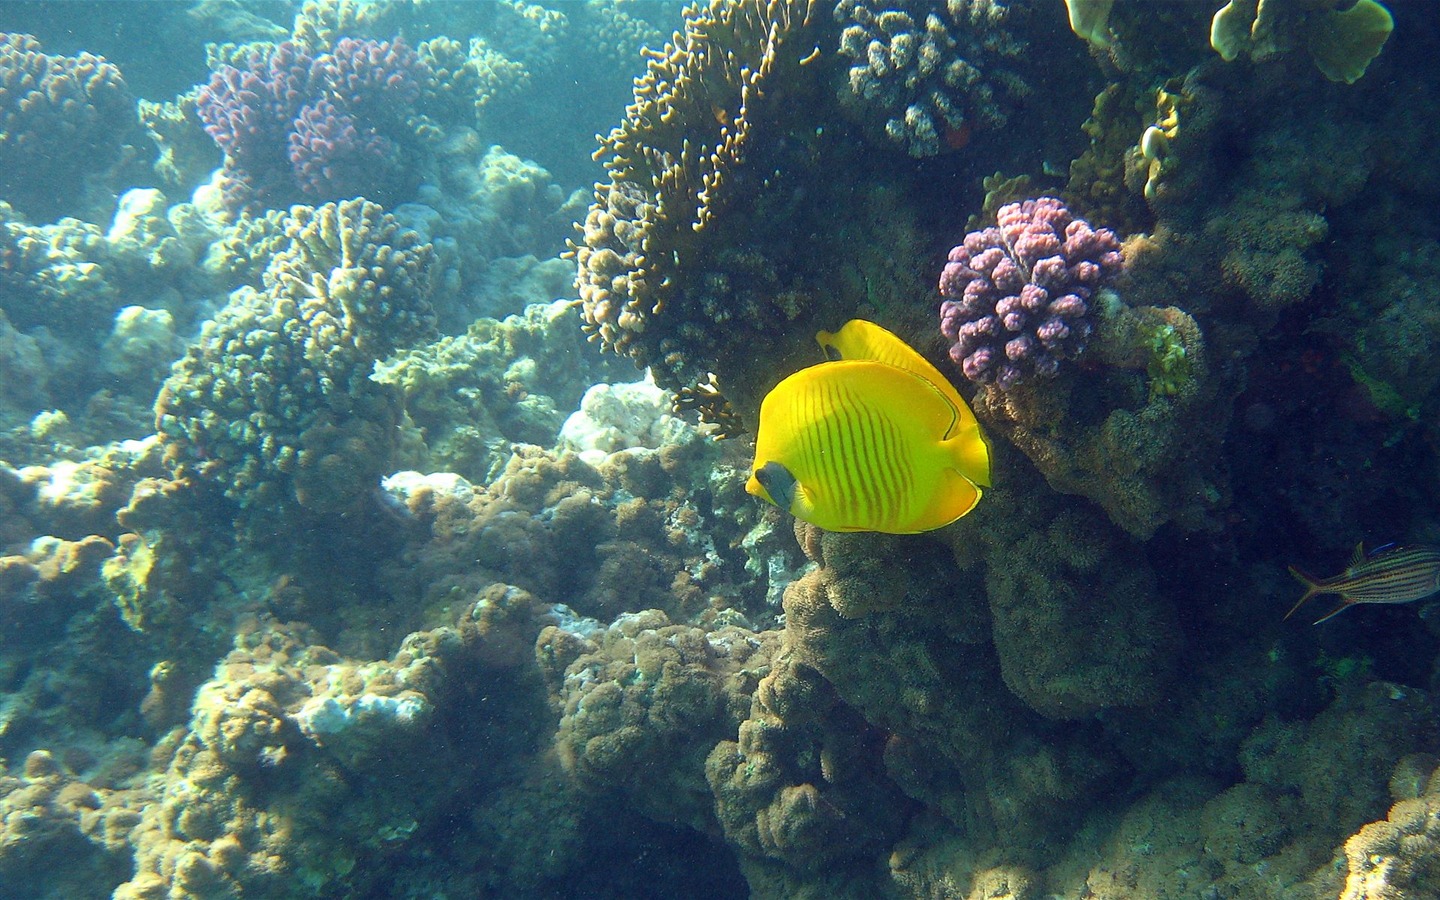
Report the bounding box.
[1286,542,1440,624]
[746,323,989,534]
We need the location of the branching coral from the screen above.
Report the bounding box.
[834,0,1030,157]
[939,197,1122,389]
[0,34,133,220]
[571,0,831,397]
[156,198,436,518]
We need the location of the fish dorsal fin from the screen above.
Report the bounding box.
[815,319,991,487]
[1349,542,1367,568]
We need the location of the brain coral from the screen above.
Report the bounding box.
[156,198,436,517]
[0,33,133,220]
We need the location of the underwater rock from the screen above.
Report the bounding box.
[542,608,776,833]
[558,376,693,466]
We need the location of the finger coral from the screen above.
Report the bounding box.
[0,34,132,220]
[156,198,436,518]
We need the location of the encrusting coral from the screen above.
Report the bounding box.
[540,609,776,833]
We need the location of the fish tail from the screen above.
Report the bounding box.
[944,427,992,489]
[1284,565,1323,620]
[1312,600,1354,625]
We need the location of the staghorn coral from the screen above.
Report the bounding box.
[156,198,436,518]
[834,0,1029,157]
[571,0,834,397]
[0,34,133,221]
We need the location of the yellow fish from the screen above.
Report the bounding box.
[746,320,991,534]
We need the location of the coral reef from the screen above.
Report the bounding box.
[833,0,1029,157]
[155,199,436,518]
[939,197,1122,389]
[0,33,133,221]
[1,1,1439,898]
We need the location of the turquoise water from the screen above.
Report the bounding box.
[0,1,1436,897]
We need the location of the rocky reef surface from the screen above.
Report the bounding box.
[2,1,1440,899]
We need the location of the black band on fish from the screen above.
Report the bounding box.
[755,461,798,512]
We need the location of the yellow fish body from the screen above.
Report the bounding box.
[816,319,990,486]
[746,321,991,534]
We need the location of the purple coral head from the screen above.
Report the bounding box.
[196,37,428,214]
[938,197,1121,389]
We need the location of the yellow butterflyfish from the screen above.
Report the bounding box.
[746,321,991,534]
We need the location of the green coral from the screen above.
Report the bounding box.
[1145,322,1194,398]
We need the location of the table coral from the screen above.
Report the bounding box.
[156,198,436,518]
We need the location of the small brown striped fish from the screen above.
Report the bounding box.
[1286,542,1440,624]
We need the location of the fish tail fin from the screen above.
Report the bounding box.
[1312,600,1354,625]
[1284,565,1323,620]
[943,427,992,489]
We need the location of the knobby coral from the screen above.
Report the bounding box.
[197,37,431,214]
[834,0,1029,157]
[156,198,436,518]
[0,33,132,220]
[939,197,1121,389]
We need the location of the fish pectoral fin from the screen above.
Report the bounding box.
[940,431,991,489]
[1349,542,1366,568]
